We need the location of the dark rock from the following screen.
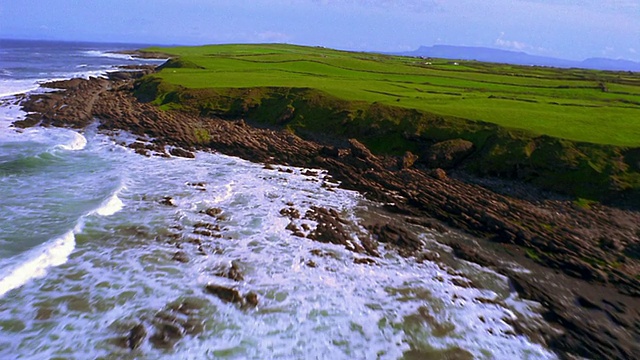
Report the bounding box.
[202,207,222,217]
[35,307,54,320]
[135,148,150,157]
[427,168,448,180]
[451,277,475,289]
[348,138,374,159]
[280,207,301,219]
[404,217,448,233]
[244,292,259,308]
[306,207,365,253]
[205,284,243,304]
[424,139,474,169]
[369,223,422,252]
[416,250,440,263]
[215,261,245,281]
[172,251,189,263]
[170,147,196,158]
[319,146,340,157]
[160,196,176,206]
[194,222,220,231]
[127,323,147,350]
[354,257,376,265]
[400,151,419,169]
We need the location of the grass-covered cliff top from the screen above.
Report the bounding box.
[138,44,640,205]
[144,43,640,147]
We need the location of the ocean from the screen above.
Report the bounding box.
[0,39,556,359]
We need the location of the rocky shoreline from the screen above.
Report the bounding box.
[14,68,640,359]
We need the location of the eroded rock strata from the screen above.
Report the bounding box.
[16,70,640,359]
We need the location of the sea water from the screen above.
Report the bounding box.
[0,39,556,359]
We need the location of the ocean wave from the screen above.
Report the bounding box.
[82,50,134,61]
[55,131,87,151]
[92,189,125,217]
[0,184,125,298]
[0,231,76,298]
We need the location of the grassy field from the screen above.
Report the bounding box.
[144,44,640,147]
[138,44,640,204]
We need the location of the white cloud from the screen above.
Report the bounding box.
[494,32,530,51]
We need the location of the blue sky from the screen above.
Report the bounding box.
[1,0,638,61]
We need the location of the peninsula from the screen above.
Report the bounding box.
[17,44,640,359]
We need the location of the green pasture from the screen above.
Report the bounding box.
[145,43,640,147]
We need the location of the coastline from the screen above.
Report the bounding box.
[14,67,640,359]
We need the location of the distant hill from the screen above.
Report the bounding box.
[397,45,640,72]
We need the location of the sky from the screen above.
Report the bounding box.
[1,0,639,61]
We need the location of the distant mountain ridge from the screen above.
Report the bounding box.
[397,45,640,72]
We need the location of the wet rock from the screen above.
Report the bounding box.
[474,297,502,306]
[451,277,475,289]
[193,229,213,237]
[243,292,259,308]
[354,257,376,265]
[202,207,222,217]
[215,261,245,281]
[160,196,176,206]
[448,242,499,268]
[310,249,339,260]
[127,323,147,350]
[285,222,306,238]
[182,318,205,335]
[405,217,448,233]
[194,222,220,231]
[35,307,54,320]
[170,147,196,158]
[416,250,440,263]
[150,325,181,350]
[280,207,301,219]
[172,251,189,263]
[168,298,207,315]
[205,284,243,304]
[369,223,422,253]
[187,181,207,189]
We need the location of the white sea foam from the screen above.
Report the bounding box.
[93,190,125,217]
[0,185,124,298]
[0,79,41,98]
[56,131,87,151]
[83,50,134,61]
[0,231,76,298]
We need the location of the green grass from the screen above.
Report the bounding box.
[138,44,640,205]
[144,43,640,147]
